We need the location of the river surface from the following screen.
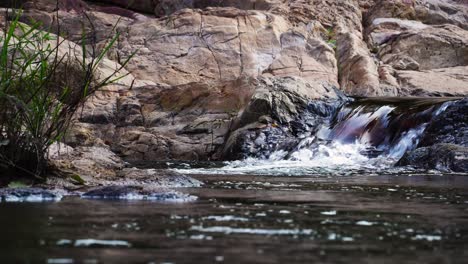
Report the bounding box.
[1,171,467,264]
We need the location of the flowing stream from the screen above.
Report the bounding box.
[0,97,467,264]
[177,98,455,175]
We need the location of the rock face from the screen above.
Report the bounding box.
[366,0,468,30]
[1,0,468,165]
[336,30,386,96]
[117,7,339,88]
[364,1,468,96]
[377,25,468,70]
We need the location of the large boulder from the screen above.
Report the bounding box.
[221,76,345,160]
[48,143,202,188]
[1,0,89,12]
[71,78,254,161]
[415,0,468,30]
[15,3,146,43]
[153,0,280,16]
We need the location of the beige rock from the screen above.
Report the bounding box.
[415,0,468,30]
[87,0,154,14]
[366,0,468,30]
[378,24,468,70]
[378,64,400,88]
[336,30,383,96]
[366,17,429,47]
[396,66,468,96]
[117,8,339,88]
[271,0,364,32]
[51,145,125,180]
[154,0,280,16]
[109,79,253,161]
[100,0,365,34]
[48,142,202,188]
[366,15,468,96]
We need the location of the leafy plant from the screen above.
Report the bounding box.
[325,28,337,50]
[0,8,133,180]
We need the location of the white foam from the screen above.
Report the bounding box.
[321,210,337,216]
[356,220,375,226]
[412,234,442,241]
[190,226,314,236]
[74,239,131,247]
[83,192,197,202]
[56,239,72,246]
[201,215,249,222]
[174,141,378,175]
[47,259,74,264]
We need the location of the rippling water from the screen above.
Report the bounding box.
[1,173,467,263]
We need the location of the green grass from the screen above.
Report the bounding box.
[0,10,133,180]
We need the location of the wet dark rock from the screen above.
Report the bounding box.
[0,188,62,202]
[82,186,140,199]
[399,98,468,172]
[222,77,347,160]
[419,98,468,147]
[398,144,468,172]
[222,122,299,160]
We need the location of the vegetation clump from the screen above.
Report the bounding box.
[0,9,131,180]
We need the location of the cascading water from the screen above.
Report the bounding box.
[176,98,455,175]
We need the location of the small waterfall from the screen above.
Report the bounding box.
[178,98,455,175]
[285,98,453,163]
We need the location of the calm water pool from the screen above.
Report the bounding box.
[0,173,467,264]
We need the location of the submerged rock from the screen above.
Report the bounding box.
[0,188,63,202]
[399,144,468,172]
